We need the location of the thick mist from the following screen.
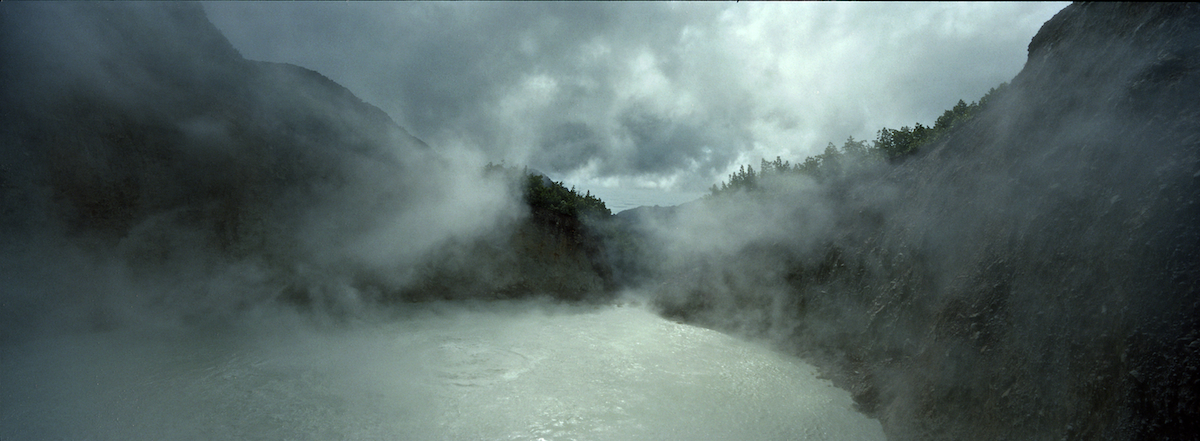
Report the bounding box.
[5,276,884,440]
[0,4,888,440]
[0,3,524,339]
[2,3,1196,441]
[621,3,1199,440]
[1,301,885,440]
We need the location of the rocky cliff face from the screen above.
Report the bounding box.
[642,3,1198,440]
[863,4,1199,439]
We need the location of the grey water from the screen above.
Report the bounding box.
[1,300,884,441]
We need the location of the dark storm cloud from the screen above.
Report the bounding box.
[203,2,1068,195]
[618,108,730,176]
[539,122,603,172]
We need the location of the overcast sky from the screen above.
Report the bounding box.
[203,2,1068,208]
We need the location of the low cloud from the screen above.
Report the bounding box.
[204,2,1068,194]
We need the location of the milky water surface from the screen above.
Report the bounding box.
[1,303,884,440]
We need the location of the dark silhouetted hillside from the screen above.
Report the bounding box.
[639,3,1198,440]
[0,3,613,336]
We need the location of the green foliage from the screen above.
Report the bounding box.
[485,162,611,219]
[874,124,922,158]
[526,173,611,219]
[707,136,874,198]
[977,82,1008,110]
[709,84,1010,198]
[721,164,758,194]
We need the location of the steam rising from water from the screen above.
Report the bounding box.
[0,8,884,438]
[8,3,1192,439]
[1,301,883,441]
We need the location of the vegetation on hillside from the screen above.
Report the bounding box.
[484,162,612,220]
[710,83,1009,196]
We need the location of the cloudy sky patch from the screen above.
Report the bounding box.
[204,2,1068,205]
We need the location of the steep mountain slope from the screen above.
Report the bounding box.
[640,3,1199,440]
[0,3,611,338]
[3,2,1195,439]
[861,4,1199,439]
[1,3,425,255]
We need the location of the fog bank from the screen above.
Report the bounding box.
[2,301,884,441]
[0,3,528,340]
[2,3,1196,440]
[620,4,1199,440]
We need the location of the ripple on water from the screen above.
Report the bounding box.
[424,337,534,387]
[1,303,885,441]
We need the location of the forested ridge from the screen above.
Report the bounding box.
[1,2,1196,441]
[709,85,1004,197]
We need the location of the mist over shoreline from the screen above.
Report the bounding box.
[1,2,1197,440]
[618,4,1199,439]
[0,3,536,339]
